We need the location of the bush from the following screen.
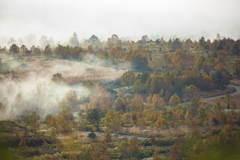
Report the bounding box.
[137,149,153,159]
[141,139,151,147]
[78,125,93,131]
[61,151,70,159]
[153,137,175,146]
[110,153,120,159]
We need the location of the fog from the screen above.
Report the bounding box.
[0,0,240,43]
[0,55,125,120]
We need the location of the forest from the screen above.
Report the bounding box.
[1,33,240,160]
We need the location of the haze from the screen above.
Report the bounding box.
[0,0,240,42]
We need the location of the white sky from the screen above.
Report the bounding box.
[0,0,240,42]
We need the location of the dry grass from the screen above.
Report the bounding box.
[121,125,226,138]
[206,92,240,108]
[2,57,125,83]
[231,79,240,86]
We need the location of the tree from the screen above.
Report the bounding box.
[115,97,125,111]
[39,35,49,48]
[33,47,41,55]
[44,44,52,56]
[86,81,96,93]
[70,32,79,48]
[19,45,27,56]
[51,73,66,83]
[231,42,239,55]
[117,87,126,97]
[190,96,200,111]
[155,116,164,128]
[140,71,150,84]
[225,94,232,109]
[9,44,19,56]
[130,48,149,69]
[0,58,2,72]
[118,138,129,158]
[134,79,144,93]
[88,130,96,140]
[100,96,112,111]
[104,129,112,142]
[121,70,135,88]
[186,85,199,99]
[64,90,79,110]
[23,111,40,131]
[169,93,181,107]
[87,108,101,131]
[87,45,94,54]
[129,137,140,156]
[89,35,100,44]
[199,36,206,48]
[172,38,182,52]
[232,59,240,78]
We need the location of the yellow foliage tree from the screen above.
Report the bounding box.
[155,116,164,128]
[169,93,181,107]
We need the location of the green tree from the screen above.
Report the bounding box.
[88,130,96,140]
[232,59,240,78]
[87,108,101,131]
[121,70,135,88]
[115,97,125,111]
[134,79,144,93]
[225,94,232,109]
[190,96,200,111]
[89,35,100,44]
[231,42,239,55]
[140,71,150,84]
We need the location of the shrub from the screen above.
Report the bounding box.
[137,149,153,159]
[153,137,175,146]
[61,151,70,159]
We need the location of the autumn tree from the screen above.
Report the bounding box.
[118,138,130,158]
[155,116,164,128]
[104,129,112,142]
[105,110,122,131]
[129,137,140,156]
[171,38,182,52]
[100,96,112,111]
[87,45,94,54]
[169,93,181,107]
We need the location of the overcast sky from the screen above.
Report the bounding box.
[0,0,240,42]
